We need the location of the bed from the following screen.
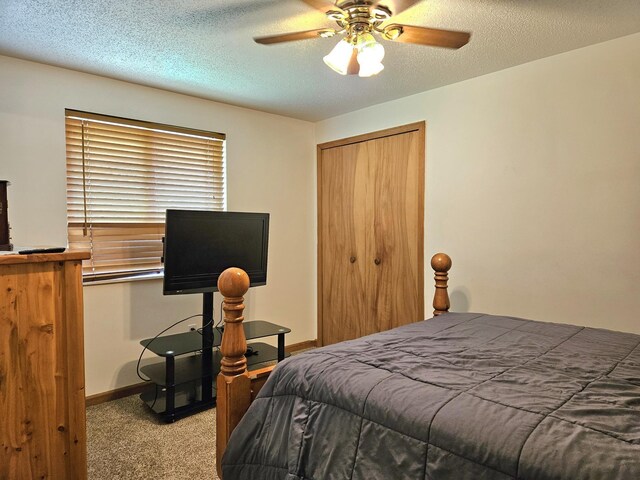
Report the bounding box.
[214,254,640,480]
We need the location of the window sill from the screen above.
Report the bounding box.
[82,271,163,286]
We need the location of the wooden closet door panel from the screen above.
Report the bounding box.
[369,130,424,331]
[319,143,372,345]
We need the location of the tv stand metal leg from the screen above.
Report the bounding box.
[277,333,285,362]
[202,291,214,401]
[165,355,175,415]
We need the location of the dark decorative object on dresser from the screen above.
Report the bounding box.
[0,180,12,251]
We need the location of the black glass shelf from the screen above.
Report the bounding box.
[140,383,216,421]
[138,315,290,422]
[140,320,291,357]
[139,342,285,387]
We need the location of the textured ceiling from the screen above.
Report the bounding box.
[1,0,639,121]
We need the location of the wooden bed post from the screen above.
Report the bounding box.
[431,253,452,315]
[216,267,251,479]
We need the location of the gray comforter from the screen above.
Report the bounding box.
[222,313,640,479]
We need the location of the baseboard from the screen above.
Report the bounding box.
[286,339,317,353]
[86,382,150,407]
[86,339,318,407]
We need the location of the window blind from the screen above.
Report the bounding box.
[65,109,226,281]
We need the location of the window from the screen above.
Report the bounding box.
[65,110,225,282]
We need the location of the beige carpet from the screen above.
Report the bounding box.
[87,395,220,480]
[87,350,314,479]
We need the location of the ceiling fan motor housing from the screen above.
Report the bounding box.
[329,2,393,42]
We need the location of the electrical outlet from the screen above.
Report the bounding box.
[188,324,197,331]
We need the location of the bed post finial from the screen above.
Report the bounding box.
[431,253,452,316]
[217,267,251,478]
[218,267,250,376]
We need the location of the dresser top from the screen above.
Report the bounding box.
[0,250,90,265]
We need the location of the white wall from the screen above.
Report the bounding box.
[2,32,639,396]
[316,33,640,334]
[0,55,317,395]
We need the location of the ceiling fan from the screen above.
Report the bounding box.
[254,0,471,77]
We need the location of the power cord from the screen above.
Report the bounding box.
[215,300,224,328]
[136,313,211,382]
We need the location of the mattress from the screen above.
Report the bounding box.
[222,313,640,479]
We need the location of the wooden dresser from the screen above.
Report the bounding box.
[0,251,90,479]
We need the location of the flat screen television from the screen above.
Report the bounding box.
[163,210,269,295]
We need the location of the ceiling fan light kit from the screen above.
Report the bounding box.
[355,33,385,77]
[255,1,471,78]
[323,39,355,75]
[323,32,385,77]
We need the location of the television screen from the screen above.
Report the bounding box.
[163,210,269,295]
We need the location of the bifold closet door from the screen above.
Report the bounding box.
[318,122,425,346]
[319,141,373,345]
[369,130,424,332]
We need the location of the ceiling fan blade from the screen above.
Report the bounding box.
[389,24,471,49]
[254,29,335,45]
[375,0,421,15]
[299,0,339,12]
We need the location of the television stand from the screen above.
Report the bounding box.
[139,294,290,422]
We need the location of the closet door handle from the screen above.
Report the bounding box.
[350,256,356,263]
[374,258,381,265]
